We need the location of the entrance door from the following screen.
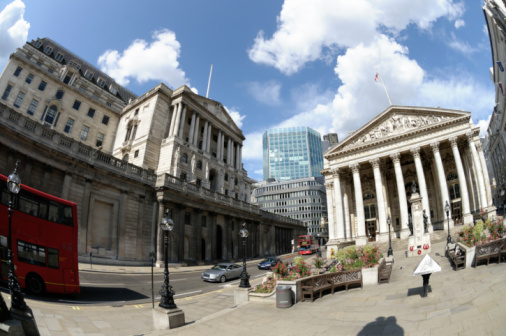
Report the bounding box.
[366,220,377,242]
[451,201,462,225]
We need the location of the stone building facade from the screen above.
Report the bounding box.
[0,38,305,265]
[484,0,506,207]
[323,106,496,254]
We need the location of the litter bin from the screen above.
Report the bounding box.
[276,286,293,308]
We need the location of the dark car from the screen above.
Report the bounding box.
[324,259,340,272]
[257,257,281,270]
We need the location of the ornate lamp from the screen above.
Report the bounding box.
[159,211,177,309]
[238,223,250,288]
[445,200,451,244]
[387,215,393,257]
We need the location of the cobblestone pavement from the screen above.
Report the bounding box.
[7,237,506,335]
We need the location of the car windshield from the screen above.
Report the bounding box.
[262,258,275,262]
[211,265,228,271]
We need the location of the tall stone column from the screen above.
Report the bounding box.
[350,163,366,245]
[216,131,222,159]
[193,114,200,146]
[209,212,217,260]
[177,105,187,139]
[206,124,212,153]
[343,177,352,240]
[332,169,345,241]
[194,209,203,262]
[411,147,432,232]
[202,121,209,151]
[117,190,129,259]
[169,103,181,136]
[188,112,197,144]
[177,206,186,262]
[61,172,73,200]
[370,158,388,241]
[476,142,493,208]
[390,153,410,238]
[80,178,93,255]
[467,132,488,210]
[236,145,241,170]
[449,137,472,225]
[324,181,335,239]
[431,141,452,228]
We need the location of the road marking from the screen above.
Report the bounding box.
[80,283,126,286]
[134,305,143,308]
[59,299,126,304]
[72,306,81,310]
[254,273,267,278]
[174,290,202,297]
[149,278,187,284]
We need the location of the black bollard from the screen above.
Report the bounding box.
[421,273,431,298]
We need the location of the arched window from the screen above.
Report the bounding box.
[181,153,188,163]
[363,192,375,200]
[197,160,202,170]
[449,183,460,200]
[224,173,229,181]
[446,172,458,181]
[44,104,58,126]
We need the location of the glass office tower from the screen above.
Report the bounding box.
[263,126,324,181]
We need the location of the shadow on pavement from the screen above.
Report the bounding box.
[357,316,404,336]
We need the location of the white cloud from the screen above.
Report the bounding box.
[246,80,282,105]
[98,29,188,88]
[447,32,477,56]
[0,0,29,62]
[476,115,491,138]
[224,106,246,128]
[455,19,465,29]
[248,0,464,75]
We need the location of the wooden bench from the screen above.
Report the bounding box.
[300,269,362,302]
[378,258,393,283]
[475,239,504,267]
[447,245,466,270]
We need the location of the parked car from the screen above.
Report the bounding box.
[201,263,243,283]
[257,257,281,270]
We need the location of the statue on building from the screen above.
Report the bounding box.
[191,154,196,174]
[408,213,413,236]
[205,162,209,180]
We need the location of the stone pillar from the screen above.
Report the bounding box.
[210,212,217,260]
[202,121,209,151]
[188,112,197,144]
[156,201,166,265]
[41,164,53,192]
[236,145,241,170]
[407,191,431,257]
[466,133,488,210]
[117,190,129,259]
[370,158,388,242]
[390,153,410,238]
[332,169,345,241]
[194,209,203,262]
[169,103,181,136]
[343,177,352,240]
[207,124,212,154]
[61,172,73,200]
[350,163,366,245]
[325,181,335,240]
[193,114,200,146]
[476,142,494,208]
[411,147,433,232]
[431,141,452,228]
[449,137,472,225]
[217,132,222,160]
[177,206,186,262]
[177,105,187,139]
[80,178,92,255]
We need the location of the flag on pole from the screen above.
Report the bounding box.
[497,61,504,72]
[499,83,504,96]
[374,73,379,82]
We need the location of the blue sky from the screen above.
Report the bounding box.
[0,0,495,182]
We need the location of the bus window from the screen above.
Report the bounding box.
[18,241,46,267]
[48,201,59,222]
[47,248,59,269]
[61,206,73,226]
[19,194,39,217]
[0,189,8,206]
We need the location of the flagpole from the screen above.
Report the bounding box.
[377,73,392,105]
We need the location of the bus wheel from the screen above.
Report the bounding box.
[26,273,45,295]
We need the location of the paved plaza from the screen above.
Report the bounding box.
[9,238,506,336]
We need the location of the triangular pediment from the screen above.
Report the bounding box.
[326,105,471,156]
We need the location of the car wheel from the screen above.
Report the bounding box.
[220,275,226,283]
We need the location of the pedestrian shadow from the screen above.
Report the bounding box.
[357,316,404,336]
[407,286,432,297]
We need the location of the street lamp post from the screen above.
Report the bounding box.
[7,162,29,313]
[238,223,250,288]
[387,215,393,257]
[159,211,177,309]
[445,200,451,244]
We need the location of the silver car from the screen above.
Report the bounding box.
[201,263,243,283]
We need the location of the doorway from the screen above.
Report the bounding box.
[364,203,377,242]
[216,225,222,260]
[451,201,462,225]
[366,220,377,242]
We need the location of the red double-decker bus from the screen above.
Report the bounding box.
[0,174,80,295]
[298,235,318,255]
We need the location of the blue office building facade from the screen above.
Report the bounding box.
[263,127,324,181]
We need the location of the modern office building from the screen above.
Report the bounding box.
[322,133,339,152]
[251,176,328,239]
[263,126,324,181]
[0,37,305,266]
[483,0,506,208]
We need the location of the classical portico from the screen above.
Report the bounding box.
[323,106,496,253]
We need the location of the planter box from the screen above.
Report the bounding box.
[248,278,303,303]
[361,260,380,286]
[277,279,302,303]
[457,242,476,268]
[248,290,276,303]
